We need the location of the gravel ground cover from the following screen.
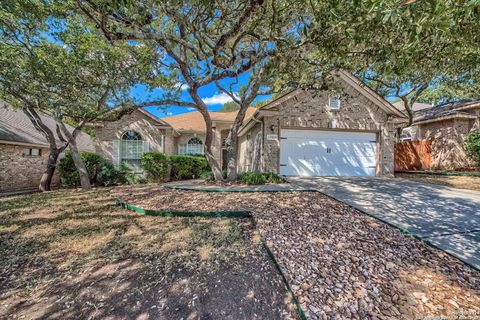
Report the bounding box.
[0,189,295,319]
[114,185,480,320]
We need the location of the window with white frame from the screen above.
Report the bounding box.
[22,148,41,157]
[179,137,204,155]
[121,131,143,170]
[328,94,341,110]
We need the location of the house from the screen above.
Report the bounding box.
[95,71,407,177]
[94,107,257,171]
[236,71,407,177]
[405,100,480,169]
[0,104,94,193]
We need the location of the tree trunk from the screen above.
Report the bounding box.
[58,121,92,191]
[190,90,224,181]
[69,140,92,191]
[39,147,62,191]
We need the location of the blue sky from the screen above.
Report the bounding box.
[131,72,271,118]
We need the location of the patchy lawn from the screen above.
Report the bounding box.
[114,185,480,320]
[0,189,295,319]
[397,173,480,192]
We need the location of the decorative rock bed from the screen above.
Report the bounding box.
[114,185,480,320]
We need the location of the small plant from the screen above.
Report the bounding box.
[465,131,480,166]
[237,172,284,185]
[170,155,209,180]
[141,152,169,182]
[200,170,214,181]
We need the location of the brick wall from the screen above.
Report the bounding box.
[237,122,263,172]
[95,110,173,161]
[0,143,59,193]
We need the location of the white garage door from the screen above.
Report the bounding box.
[280,130,377,177]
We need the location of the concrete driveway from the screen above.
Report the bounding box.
[288,177,480,270]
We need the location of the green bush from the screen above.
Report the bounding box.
[466,131,480,165]
[170,155,209,180]
[59,152,132,187]
[141,152,169,182]
[237,171,284,185]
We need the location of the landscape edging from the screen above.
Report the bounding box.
[114,196,307,320]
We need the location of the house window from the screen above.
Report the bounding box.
[179,137,204,155]
[22,148,41,157]
[328,94,341,110]
[121,131,143,171]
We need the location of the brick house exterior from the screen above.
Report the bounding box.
[0,104,94,193]
[94,72,406,177]
[94,107,257,171]
[237,71,407,176]
[407,101,480,170]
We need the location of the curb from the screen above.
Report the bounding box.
[164,185,317,193]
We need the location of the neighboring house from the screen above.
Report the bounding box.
[95,71,407,177]
[94,107,257,171]
[405,100,480,169]
[0,104,94,193]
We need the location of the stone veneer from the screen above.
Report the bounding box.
[238,78,399,176]
[95,109,174,161]
[0,143,59,193]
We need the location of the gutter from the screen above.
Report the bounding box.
[0,139,49,149]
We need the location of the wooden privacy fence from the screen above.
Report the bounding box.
[394,140,432,172]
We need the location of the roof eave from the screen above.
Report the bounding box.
[414,114,477,125]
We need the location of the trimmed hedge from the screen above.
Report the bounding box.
[141,152,169,182]
[140,152,209,182]
[59,152,133,187]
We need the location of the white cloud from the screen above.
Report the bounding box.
[187,107,196,111]
[174,83,189,91]
[166,112,173,116]
[202,92,238,105]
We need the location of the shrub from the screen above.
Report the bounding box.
[59,152,132,187]
[59,152,103,187]
[237,171,284,185]
[170,155,209,180]
[141,152,169,182]
[466,132,480,165]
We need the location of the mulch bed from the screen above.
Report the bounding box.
[114,185,480,320]
[0,189,296,319]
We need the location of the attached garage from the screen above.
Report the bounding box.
[279,129,377,177]
[236,71,407,177]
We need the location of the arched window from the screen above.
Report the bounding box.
[121,130,144,170]
[179,137,204,155]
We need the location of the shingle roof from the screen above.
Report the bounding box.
[161,107,257,133]
[391,101,433,113]
[0,103,94,151]
[413,99,480,124]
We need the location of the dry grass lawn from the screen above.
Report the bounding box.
[0,188,295,319]
[397,173,480,191]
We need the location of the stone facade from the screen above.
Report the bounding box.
[418,118,477,169]
[0,143,59,193]
[95,109,174,162]
[237,78,400,176]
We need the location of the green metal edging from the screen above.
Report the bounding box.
[115,197,308,319]
[164,185,317,193]
[317,193,480,273]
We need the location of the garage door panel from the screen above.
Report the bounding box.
[280,130,377,177]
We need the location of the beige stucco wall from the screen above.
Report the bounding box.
[238,80,398,176]
[0,143,59,193]
[95,110,173,161]
[420,118,476,169]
